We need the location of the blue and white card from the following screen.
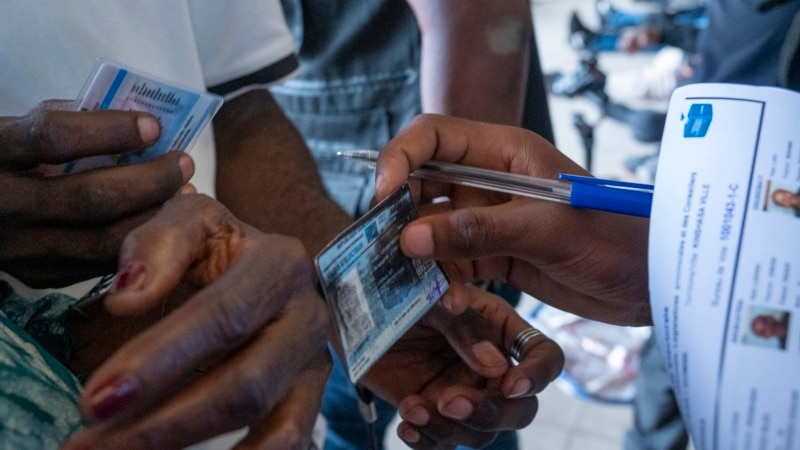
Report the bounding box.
[315,183,450,382]
[59,58,222,174]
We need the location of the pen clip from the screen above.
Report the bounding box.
[558,173,654,218]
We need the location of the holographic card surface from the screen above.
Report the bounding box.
[315,183,449,382]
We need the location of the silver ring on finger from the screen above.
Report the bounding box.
[510,327,543,361]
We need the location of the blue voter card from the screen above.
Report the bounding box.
[56,58,222,174]
[315,183,450,382]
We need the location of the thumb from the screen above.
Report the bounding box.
[400,203,528,261]
[400,200,598,266]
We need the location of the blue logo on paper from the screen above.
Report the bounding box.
[683,103,712,138]
[364,221,379,242]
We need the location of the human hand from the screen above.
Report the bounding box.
[361,284,563,449]
[374,114,651,326]
[0,101,193,288]
[61,194,331,450]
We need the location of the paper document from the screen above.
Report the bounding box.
[650,83,800,450]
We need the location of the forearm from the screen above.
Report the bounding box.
[407,0,532,125]
[213,90,351,255]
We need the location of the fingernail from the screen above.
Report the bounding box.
[443,396,473,420]
[509,378,532,398]
[399,426,421,444]
[88,375,139,421]
[111,261,147,294]
[178,153,195,183]
[441,291,454,312]
[375,174,385,199]
[402,224,433,257]
[180,182,198,194]
[473,341,507,369]
[402,406,430,426]
[137,116,161,144]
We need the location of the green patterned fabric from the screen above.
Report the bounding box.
[0,281,80,363]
[0,282,84,448]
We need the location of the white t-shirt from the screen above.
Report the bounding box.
[1,0,297,196]
[1,4,328,449]
[0,1,297,296]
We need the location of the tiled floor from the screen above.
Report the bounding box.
[386,1,668,449]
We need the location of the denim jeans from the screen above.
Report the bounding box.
[271,2,559,447]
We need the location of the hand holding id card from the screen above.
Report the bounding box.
[315,183,450,382]
[56,58,222,174]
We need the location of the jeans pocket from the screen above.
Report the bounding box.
[279,106,392,217]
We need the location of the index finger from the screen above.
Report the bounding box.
[0,151,193,225]
[374,114,577,202]
[0,108,160,170]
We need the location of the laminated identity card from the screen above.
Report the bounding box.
[315,183,450,382]
[649,84,800,450]
[59,58,223,174]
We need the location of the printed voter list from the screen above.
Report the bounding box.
[315,183,449,382]
[649,84,800,450]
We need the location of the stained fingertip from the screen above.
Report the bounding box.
[109,261,147,295]
[105,261,158,315]
[85,374,140,422]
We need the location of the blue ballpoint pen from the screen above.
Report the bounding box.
[337,149,654,218]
